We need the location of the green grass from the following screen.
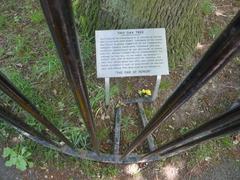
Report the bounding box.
[124,131,136,142]
[97,128,110,142]
[200,0,215,15]
[30,10,44,24]
[144,106,155,119]
[0,122,11,141]
[62,126,89,149]
[0,47,4,57]
[32,53,61,77]
[0,68,68,133]
[121,116,135,130]
[121,116,137,142]
[160,79,172,91]
[188,136,235,167]
[179,126,190,135]
[13,35,33,62]
[209,24,222,39]
[0,15,6,29]
[78,160,119,178]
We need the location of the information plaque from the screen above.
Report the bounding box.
[95,28,169,78]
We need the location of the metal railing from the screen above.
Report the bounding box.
[0,0,239,164]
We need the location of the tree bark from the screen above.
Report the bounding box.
[73,0,203,66]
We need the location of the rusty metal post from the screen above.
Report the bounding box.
[40,0,99,151]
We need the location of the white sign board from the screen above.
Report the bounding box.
[95,28,169,78]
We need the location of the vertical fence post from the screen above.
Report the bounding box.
[40,0,99,152]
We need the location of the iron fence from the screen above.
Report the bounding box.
[0,0,240,164]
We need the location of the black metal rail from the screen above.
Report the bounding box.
[0,0,239,164]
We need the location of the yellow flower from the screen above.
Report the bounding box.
[145,89,152,96]
[138,89,152,97]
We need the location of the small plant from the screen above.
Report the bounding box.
[30,11,44,24]
[200,0,215,15]
[62,126,89,149]
[2,147,33,171]
[0,122,9,140]
[209,25,222,39]
[125,131,136,142]
[144,106,155,119]
[179,126,190,135]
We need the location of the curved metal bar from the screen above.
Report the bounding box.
[1,103,239,164]
[123,11,240,158]
[39,0,99,152]
[142,104,240,159]
[0,72,73,148]
[0,106,57,147]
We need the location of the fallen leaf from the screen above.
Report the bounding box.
[215,10,227,17]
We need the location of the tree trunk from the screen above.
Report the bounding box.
[73,0,203,66]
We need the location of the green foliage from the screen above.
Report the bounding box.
[179,126,190,135]
[13,35,33,62]
[62,126,89,149]
[89,85,104,110]
[160,79,172,91]
[189,136,236,167]
[1,68,64,129]
[124,131,136,142]
[200,0,215,15]
[216,136,234,149]
[110,84,119,97]
[32,53,61,77]
[97,128,110,141]
[144,106,155,119]
[0,47,4,57]
[209,24,222,39]
[80,37,94,62]
[30,10,44,24]
[2,147,33,171]
[79,160,119,177]
[189,142,215,165]
[0,122,10,140]
[0,15,6,29]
